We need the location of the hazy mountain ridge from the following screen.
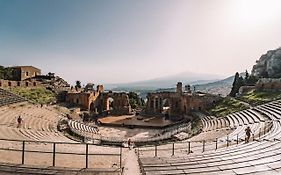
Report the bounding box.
[137,73,246,98]
[155,74,237,96]
[106,71,223,90]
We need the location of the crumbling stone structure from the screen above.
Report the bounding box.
[0,79,42,88]
[0,66,71,102]
[10,66,41,81]
[66,85,131,115]
[255,78,281,91]
[97,92,131,115]
[145,82,221,119]
[30,74,70,93]
[0,66,44,89]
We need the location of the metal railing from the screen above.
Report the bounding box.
[138,120,275,157]
[0,138,122,170]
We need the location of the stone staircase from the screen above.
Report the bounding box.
[68,119,100,140]
[0,101,122,174]
[0,104,72,142]
[0,162,120,175]
[138,100,281,175]
[0,88,26,107]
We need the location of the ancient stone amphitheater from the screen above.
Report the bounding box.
[1,87,281,174]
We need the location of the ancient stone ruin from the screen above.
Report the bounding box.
[66,84,131,115]
[145,82,221,120]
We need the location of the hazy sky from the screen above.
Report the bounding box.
[1,0,281,84]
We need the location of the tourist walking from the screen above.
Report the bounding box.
[128,138,132,149]
[17,116,22,128]
[245,126,252,143]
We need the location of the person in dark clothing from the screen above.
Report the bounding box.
[17,116,22,128]
[245,126,252,143]
[128,139,132,149]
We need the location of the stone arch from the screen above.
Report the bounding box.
[149,99,154,108]
[161,98,171,117]
[106,97,114,111]
[99,93,131,115]
[161,98,170,110]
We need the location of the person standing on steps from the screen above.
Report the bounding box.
[245,126,252,143]
[17,116,22,128]
[128,138,132,150]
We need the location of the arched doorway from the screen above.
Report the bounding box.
[161,98,171,119]
[106,97,114,111]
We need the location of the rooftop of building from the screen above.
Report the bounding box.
[10,66,41,71]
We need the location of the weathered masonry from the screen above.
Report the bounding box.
[10,66,41,81]
[66,85,131,115]
[145,82,221,119]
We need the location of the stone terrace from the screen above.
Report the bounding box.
[0,88,26,107]
[138,100,281,175]
[0,91,123,174]
[2,86,281,175]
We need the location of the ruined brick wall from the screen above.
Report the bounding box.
[65,92,88,109]
[11,66,41,81]
[99,92,131,115]
[146,91,221,118]
[255,78,281,91]
[0,79,42,89]
[88,91,102,111]
[65,85,131,115]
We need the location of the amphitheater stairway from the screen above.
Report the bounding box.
[0,162,120,175]
[0,89,124,175]
[0,103,73,142]
[0,88,26,107]
[138,101,281,175]
[140,121,281,174]
[67,119,100,140]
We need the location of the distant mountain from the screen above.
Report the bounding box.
[155,72,246,97]
[193,76,234,97]
[193,72,246,97]
[106,71,223,90]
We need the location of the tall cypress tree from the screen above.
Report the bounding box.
[0,65,4,79]
[229,72,240,97]
[245,70,249,80]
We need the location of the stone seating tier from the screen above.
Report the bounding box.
[139,100,281,175]
[0,88,26,107]
[140,121,281,175]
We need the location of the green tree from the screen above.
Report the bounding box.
[0,65,4,79]
[4,67,13,80]
[245,70,249,80]
[75,80,81,89]
[229,72,245,97]
[128,92,144,109]
[245,75,258,85]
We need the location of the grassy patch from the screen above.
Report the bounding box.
[238,90,281,106]
[10,87,55,104]
[191,116,203,135]
[208,97,249,117]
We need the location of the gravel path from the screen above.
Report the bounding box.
[122,148,140,175]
